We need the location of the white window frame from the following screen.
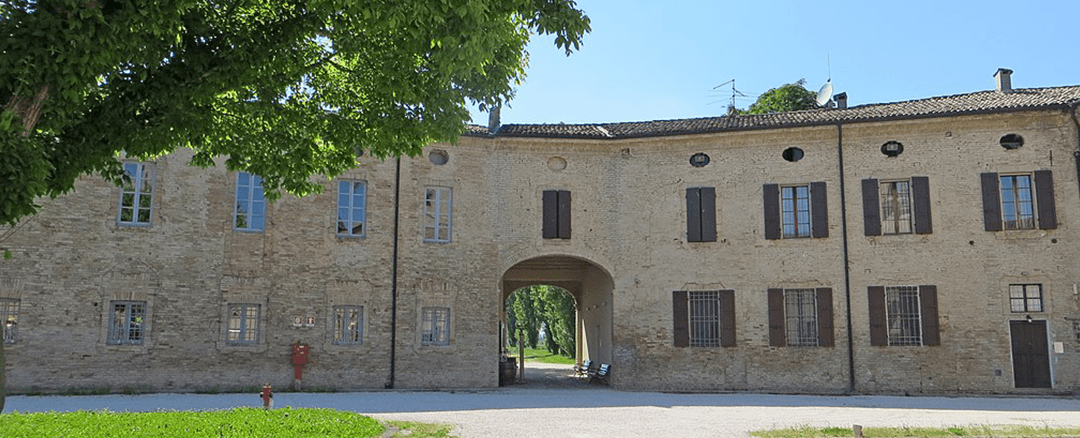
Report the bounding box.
[780,185,811,238]
[1009,284,1043,313]
[885,286,922,346]
[688,291,720,347]
[333,305,363,345]
[880,179,913,235]
[117,162,153,226]
[337,180,367,237]
[1000,174,1035,230]
[1,298,19,344]
[234,172,266,232]
[421,307,450,346]
[423,186,452,243]
[107,301,147,345]
[227,303,261,344]
[783,289,819,347]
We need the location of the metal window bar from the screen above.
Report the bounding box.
[880,180,912,234]
[334,305,363,344]
[1009,284,1043,312]
[1000,175,1035,230]
[422,307,450,345]
[337,181,367,236]
[228,304,260,343]
[234,173,266,231]
[885,286,921,346]
[784,289,818,346]
[781,186,811,238]
[1,298,18,344]
[688,291,720,347]
[108,301,145,345]
[424,187,452,242]
[118,162,153,225]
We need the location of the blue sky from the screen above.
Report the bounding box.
[470,0,1079,125]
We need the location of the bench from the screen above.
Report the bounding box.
[574,359,593,377]
[589,363,610,385]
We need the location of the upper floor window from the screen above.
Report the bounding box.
[861,177,933,235]
[981,170,1056,231]
[1,298,19,344]
[421,306,450,346]
[227,303,261,344]
[542,190,571,239]
[1009,284,1043,313]
[686,187,716,242]
[234,172,266,232]
[763,182,828,239]
[868,285,940,347]
[672,290,736,348]
[333,305,363,345]
[423,186,452,242]
[768,288,834,347]
[117,162,153,226]
[337,180,367,237]
[108,301,146,345]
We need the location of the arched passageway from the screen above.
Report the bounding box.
[500,255,614,387]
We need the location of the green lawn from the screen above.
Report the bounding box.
[0,408,455,438]
[752,424,1080,438]
[507,346,576,365]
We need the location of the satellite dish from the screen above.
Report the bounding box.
[815,81,834,107]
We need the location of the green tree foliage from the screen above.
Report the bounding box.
[745,79,819,114]
[0,0,591,226]
[506,285,575,356]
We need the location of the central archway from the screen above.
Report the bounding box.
[500,255,614,386]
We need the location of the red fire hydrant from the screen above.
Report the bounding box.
[260,383,273,409]
[291,342,309,384]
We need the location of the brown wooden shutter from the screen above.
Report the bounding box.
[1034,170,1057,230]
[816,287,834,347]
[719,290,736,347]
[763,184,780,240]
[700,187,717,242]
[911,176,933,234]
[542,190,558,238]
[981,172,1002,232]
[868,286,887,346]
[861,178,881,236]
[686,188,702,242]
[767,288,785,347]
[557,190,572,239]
[919,285,940,346]
[672,291,688,347]
[810,181,829,238]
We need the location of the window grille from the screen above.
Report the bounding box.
[118,162,153,225]
[880,180,912,234]
[227,304,260,344]
[337,181,367,236]
[885,286,921,346]
[334,305,363,345]
[108,301,146,345]
[421,307,450,345]
[423,187,452,242]
[688,291,720,347]
[784,289,818,346]
[234,172,266,231]
[1,298,18,344]
[1009,284,1043,312]
[1000,175,1035,230]
[781,185,811,238]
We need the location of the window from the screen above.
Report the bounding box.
[227,304,260,344]
[117,162,153,226]
[862,177,932,235]
[234,172,266,231]
[686,187,717,242]
[672,290,735,347]
[981,170,1056,231]
[333,305,363,345]
[763,182,828,239]
[868,285,939,347]
[424,187,452,242]
[337,180,366,236]
[421,307,450,346]
[108,301,146,345]
[768,288,833,347]
[542,190,571,239]
[1,298,18,344]
[1009,284,1043,312]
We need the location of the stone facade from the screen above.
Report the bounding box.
[3,79,1080,395]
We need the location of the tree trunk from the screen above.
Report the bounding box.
[3,85,49,134]
[1,343,6,413]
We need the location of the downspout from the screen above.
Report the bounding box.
[387,156,402,389]
[1067,101,1080,208]
[836,122,856,393]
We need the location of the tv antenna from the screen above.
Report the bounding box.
[712,79,749,109]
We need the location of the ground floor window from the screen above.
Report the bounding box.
[1,298,18,344]
[334,305,363,345]
[885,286,922,346]
[688,291,721,347]
[108,301,146,345]
[783,289,819,346]
[1009,284,1043,312]
[227,304,260,344]
[421,307,450,346]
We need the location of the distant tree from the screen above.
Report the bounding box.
[745,79,819,114]
[506,285,575,356]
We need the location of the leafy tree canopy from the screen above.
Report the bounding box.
[744,79,818,115]
[0,0,591,226]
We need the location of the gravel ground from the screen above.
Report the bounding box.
[4,363,1079,437]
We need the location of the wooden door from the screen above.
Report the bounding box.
[1010,320,1051,388]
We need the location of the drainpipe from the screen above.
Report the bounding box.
[1067,101,1080,209]
[836,122,856,393]
[387,156,402,389]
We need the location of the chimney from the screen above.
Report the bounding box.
[994,68,1013,94]
[488,106,501,133]
[834,92,848,109]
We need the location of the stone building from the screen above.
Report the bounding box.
[2,69,1079,394]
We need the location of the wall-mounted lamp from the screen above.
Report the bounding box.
[1026,315,1033,324]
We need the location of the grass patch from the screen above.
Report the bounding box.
[752,424,1080,437]
[0,407,455,437]
[507,346,575,365]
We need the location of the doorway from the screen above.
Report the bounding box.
[1010,320,1051,388]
